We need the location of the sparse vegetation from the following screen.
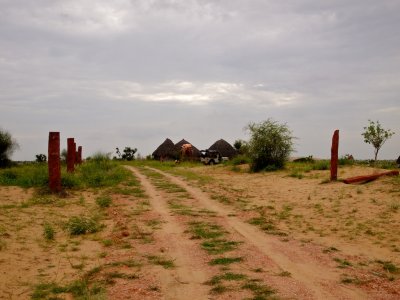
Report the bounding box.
[43,223,55,240]
[65,215,102,235]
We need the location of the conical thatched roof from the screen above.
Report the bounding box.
[209,139,237,158]
[152,138,177,160]
[175,139,201,158]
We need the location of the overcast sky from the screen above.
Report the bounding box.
[1,0,399,161]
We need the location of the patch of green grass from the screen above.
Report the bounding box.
[322,246,339,253]
[107,259,142,269]
[189,222,225,239]
[43,223,55,241]
[210,284,229,294]
[334,257,352,268]
[102,239,113,247]
[0,163,48,188]
[209,257,243,266]
[65,215,102,235]
[146,255,175,269]
[277,271,291,277]
[340,275,362,285]
[211,194,232,204]
[201,239,241,255]
[96,195,112,208]
[376,260,399,274]
[104,271,139,284]
[241,280,276,299]
[31,278,106,300]
[206,272,247,285]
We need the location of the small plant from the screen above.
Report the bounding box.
[201,239,241,255]
[340,275,362,285]
[43,223,55,240]
[241,280,276,298]
[189,222,225,239]
[146,255,175,269]
[96,195,112,208]
[66,215,101,235]
[209,257,243,266]
[206,272,247,285]
[334,257,352,268]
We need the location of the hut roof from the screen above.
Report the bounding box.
[152,138,177,158]
[209,139,237,158]
[175,139,201,157]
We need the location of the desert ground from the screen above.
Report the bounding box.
[0,162,399,299]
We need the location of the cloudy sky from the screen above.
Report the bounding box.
[1,0,399,161]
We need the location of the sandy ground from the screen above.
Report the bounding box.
[0,164,399,299]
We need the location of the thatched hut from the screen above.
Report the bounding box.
[175,139,201,160]
[152,138,177,160]
[209,139,237,159]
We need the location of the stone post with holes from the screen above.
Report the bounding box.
[330,130,339,181]
[67,138,76,173]
[48,132,61,192]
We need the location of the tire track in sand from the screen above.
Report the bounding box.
[125,166,210,300]
[148,167,369,300]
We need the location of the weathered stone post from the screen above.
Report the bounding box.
[330,130,339,181]
[48,132,61,192]
[67,138,76,173]
[77,146,82,164]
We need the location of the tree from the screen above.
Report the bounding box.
[233,139,249,155]
[35,154,47,163]
[116,147,137,161]
[0,129,19,167]
[362,120,395,161]
[246,119,295,172]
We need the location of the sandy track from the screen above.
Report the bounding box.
[125,166,210,300]
[148,167,369,300]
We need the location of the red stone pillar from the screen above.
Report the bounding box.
[330,130,339,181]
[48,132,61,192]
[77,146,82,164]
[67,138,75,173]
[74,142,78,165]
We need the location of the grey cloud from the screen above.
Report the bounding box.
[0,0,399,160]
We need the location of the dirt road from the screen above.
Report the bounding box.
[125,166,373,299]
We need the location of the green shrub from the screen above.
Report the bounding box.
[230,155,251,166]
[96,195,112,208]
[66,216,101,235]
[43,223,55,240]
[246,119,295,172]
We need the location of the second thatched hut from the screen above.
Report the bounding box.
[175,139,201,159]
[209,139,237,159]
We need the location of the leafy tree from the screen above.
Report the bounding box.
[233,139,249,155]
[362,120,395,161]
[35,154,47,163]
[116,147,137,161]
[246,119,295,172]
[0,129,19,167]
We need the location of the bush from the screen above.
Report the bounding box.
[66,216,101,235]
[0,129,19,168]
[43,223,55,240]
[246,119,295,172]
[231,155,251,166]
[96,195,112,208]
